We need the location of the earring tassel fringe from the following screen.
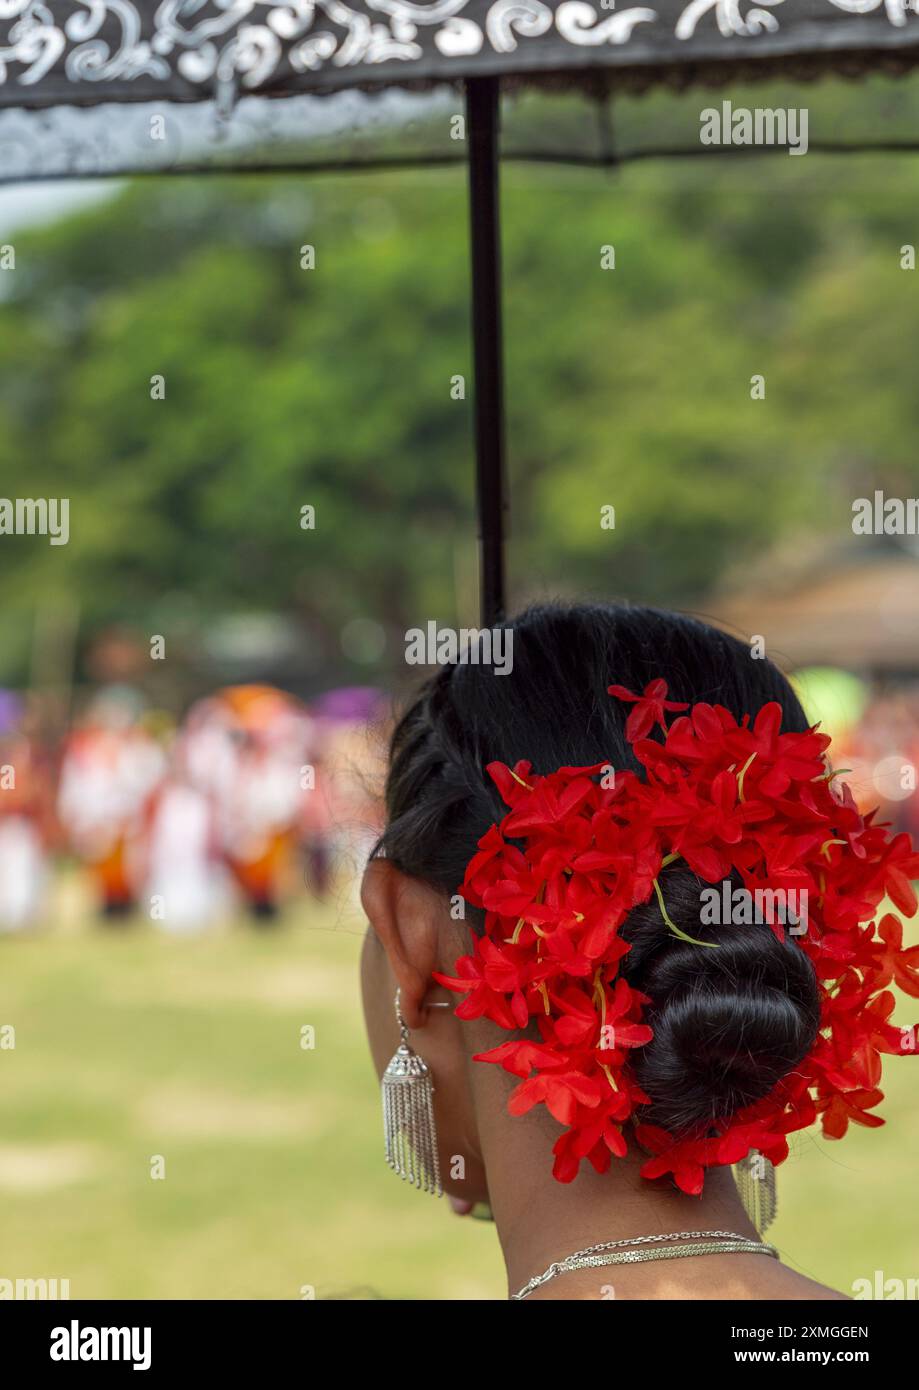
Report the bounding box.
[734,1149,777,1234]
[382,1042,442,1197]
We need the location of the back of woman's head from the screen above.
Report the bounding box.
[376,602,820,1137]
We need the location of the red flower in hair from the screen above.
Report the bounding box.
[872,913,919,997]
[815,1087,885,1139]
[634,1125,720,1197]
[436,680,919,1193]
[607,678,688,741]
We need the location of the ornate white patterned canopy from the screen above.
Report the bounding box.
[2,1,919,109]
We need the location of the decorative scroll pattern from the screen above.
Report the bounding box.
[0,1,915,102]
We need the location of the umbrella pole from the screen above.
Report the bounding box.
[466,76,508,628]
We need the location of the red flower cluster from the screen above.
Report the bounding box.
[434,682,919,1194]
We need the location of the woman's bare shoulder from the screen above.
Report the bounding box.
[753,1262,850,1301]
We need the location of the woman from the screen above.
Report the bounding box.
[361,603,912,1300]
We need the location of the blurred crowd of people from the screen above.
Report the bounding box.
[0,683,386,932]
[4,665,919,935]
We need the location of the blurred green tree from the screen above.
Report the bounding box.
[0,138,917,688]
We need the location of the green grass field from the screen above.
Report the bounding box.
[1,874,916,1300]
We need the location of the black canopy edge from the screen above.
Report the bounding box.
[2,141,919,190]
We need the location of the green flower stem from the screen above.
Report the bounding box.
[652,875,720,949]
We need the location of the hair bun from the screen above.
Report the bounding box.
[620,869,820,1136]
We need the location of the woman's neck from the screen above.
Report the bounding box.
[459,1026,853,1301]
[491,1143,759,1299]
[469,1068,763,1299]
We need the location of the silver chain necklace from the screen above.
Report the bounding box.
[511,1229,778,1300]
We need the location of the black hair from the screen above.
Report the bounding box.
[376,602,820,1137]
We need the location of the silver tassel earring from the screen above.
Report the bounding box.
[734,1149,777,1234]
[382,989,442,1197]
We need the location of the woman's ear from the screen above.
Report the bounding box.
[360,858,444,1029]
